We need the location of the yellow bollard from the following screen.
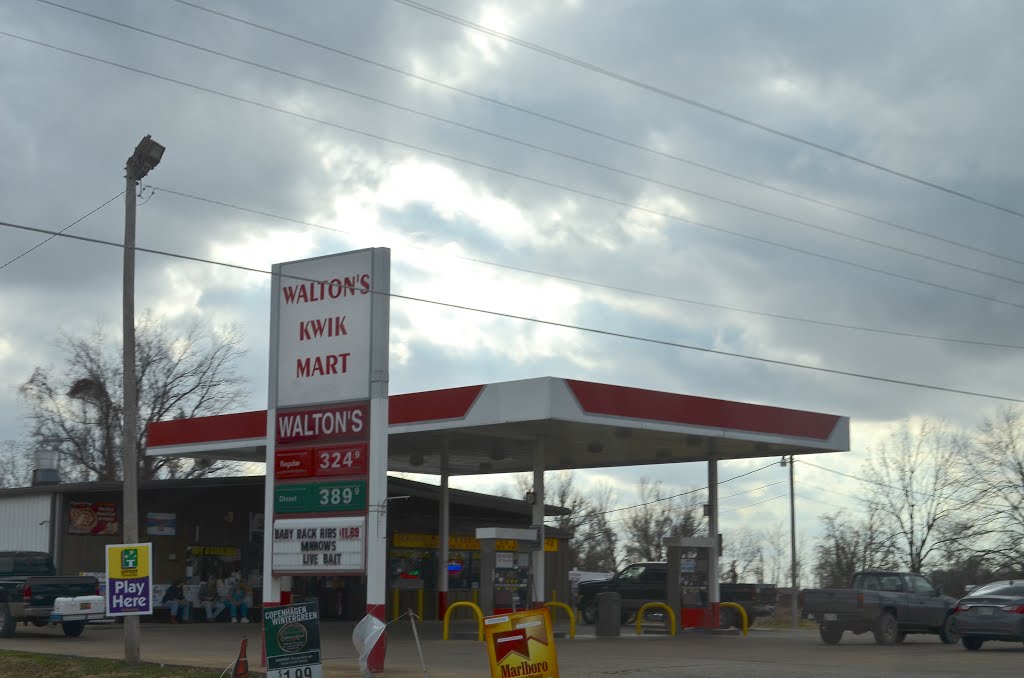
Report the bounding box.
[442,601,484,641]
[635,602,677,636]
[719,602,749,636]
[543,602,576,639]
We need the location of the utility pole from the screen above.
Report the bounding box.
[788,454,798,630]
[123,135,164,663]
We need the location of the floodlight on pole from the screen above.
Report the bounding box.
[122,134,164,663]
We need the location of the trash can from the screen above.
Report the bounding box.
[596,592,622,636]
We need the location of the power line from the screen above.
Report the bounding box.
[391,0,1024,221]
[6,31,1024,316]
[792,492,848,512]
[169,0,1024,269]
[0,192,123,271]
[3,216,1022,403]
[151,185,1024,352]
[720,494,787,514]
[720,480,787,502]
[600,462,778,517]
[794,458,1005,512]
[799,480,863,503]
[34,1,1024,290]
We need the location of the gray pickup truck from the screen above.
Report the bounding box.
[801,570,959,645]
[0,551,101,638]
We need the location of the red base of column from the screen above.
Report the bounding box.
[707,603,720,630]
[438,591,449,621]
[280,591,292,605]
[366,603,387,673]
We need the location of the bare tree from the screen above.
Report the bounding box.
[620,478,706,562]
[812,508,899,587]
[761,522,789,586]
[723,521,790,585]
[509,471,619,571]
[860,419,971,573]
[18,313,249,482]
[573,482,619,572]
[0,441,33,488]
[969,406,1024,572]
[723,527,763,583]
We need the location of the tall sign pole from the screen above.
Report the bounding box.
[122,135,164,663]
[789,454,798,630]
[264,248,390,671]
[365,249,390,671]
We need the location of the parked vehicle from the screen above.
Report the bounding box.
[950,579,1024,651]
[574,561,777,627]
[719,582,777,629]
[0,551,101,638]
[801,571,958,645]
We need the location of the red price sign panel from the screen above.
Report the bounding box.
[313,442,368,477]
[275,449,313,479]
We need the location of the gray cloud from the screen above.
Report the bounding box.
[3,0,1023,539]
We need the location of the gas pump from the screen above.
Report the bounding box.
[664,536,719,630]
[475,527,538,616]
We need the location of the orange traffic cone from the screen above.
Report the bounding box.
[231,637,249,678]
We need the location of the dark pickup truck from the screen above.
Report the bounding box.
[0,551,102,638]
[575,561,776,627]
[801,570,959,645]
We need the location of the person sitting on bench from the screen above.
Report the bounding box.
[162,579,190,623]
[198,576,226,621]
[228,579,251,623]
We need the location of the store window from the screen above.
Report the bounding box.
[446,551,478,590]
[390,549,437,589]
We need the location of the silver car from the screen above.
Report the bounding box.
[951,580,1024,650]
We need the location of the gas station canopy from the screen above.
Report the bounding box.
[147,377,849,473]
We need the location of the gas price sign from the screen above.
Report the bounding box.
[274,480,366,514]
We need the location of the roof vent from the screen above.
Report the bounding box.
[32,446,60,486]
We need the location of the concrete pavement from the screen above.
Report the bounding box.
[1,618,1022,676]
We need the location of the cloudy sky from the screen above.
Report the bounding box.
[2,0,1024,550]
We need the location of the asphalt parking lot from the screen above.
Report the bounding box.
[1,620,1022,677]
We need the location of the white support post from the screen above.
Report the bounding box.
[439,447,450,618]
[365,248,390,670]
[262,262,283,610]
[707,451,720,627]
[532,439,546,606]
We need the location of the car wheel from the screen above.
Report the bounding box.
[819,624,843,645]
[872,612,899,645]
[580,601,596,625]
[61,621,85,638]
[719,608,738,630]
[961,637,983,651]
[895,632,907,643]
[938,613,959,644]
[0,603,15,638]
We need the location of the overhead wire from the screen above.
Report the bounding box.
[792,492,847,511]
[3,216,1023,404]
[391,0,1024,221]
[598,461,779,518]
[37,0,1024,290]
[794,458,1006,512]
[4,30,1024,316]
[720,494,787,514]
[167,0,1024,269]
[0,191,123,271]
[150,185,1024,352]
